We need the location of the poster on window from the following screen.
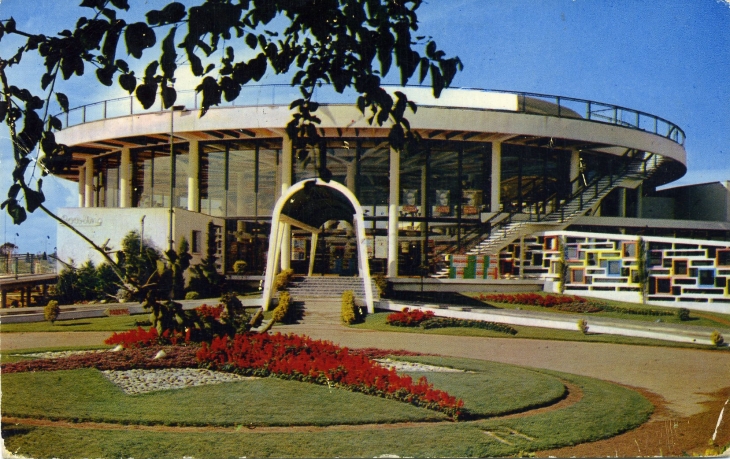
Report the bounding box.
[374,236,388,259]
[433,189,451,216]
[291,237,307,260]
[401,189,419,214]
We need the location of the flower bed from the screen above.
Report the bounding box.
[386,308,435,326]
[477,293,672,316]
[105,326,193,348]
[197,333,465,419]
[1,345,200,374]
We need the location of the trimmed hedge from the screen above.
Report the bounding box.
[420,318,518,335]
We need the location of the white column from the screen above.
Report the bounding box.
[120,148,131,207]
[570,149,581,193]
[280,136,293,270]
[491,142,501,212]
[187,141,200,212]
[84,158,94,208]
[308,233,319,276]
[78,166,86,207]
[387,145,400,277]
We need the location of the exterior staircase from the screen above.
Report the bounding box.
[281,276,380,302]
[434,151,664,277]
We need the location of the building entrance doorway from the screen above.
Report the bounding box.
[262,179,374,313]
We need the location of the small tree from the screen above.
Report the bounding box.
[188,222,224,298]
[168,237,192,300]
[44,300,60,324]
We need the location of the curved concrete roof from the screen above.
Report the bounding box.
[54,102,687,183]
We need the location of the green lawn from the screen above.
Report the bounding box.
[0,314,146,333]
[1,356,652,458]
[352,311,729,350]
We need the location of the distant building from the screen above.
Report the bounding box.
[53,86,730,311]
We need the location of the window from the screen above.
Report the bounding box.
[607,260,621,276]
[718,250,730,267]
[699,270,715,286]
[656,278,671,294]
[191,230,202,254]
[673,260,688,276]
[622,242,637,258]
[571,269,584,284]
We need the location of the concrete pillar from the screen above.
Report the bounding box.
[618,188,627,218]
[491,142,501,212]
[280,137,293,270]
[78,166,86,207]
[388,145,400,277]
[84,158,94,208]
[570,149,581,192]
[187,141,200,212]
[1,289,6,308]
[120,148,132,207]
[25,286,32,307]
[636,184,644,218]
[420,164,427,261]
[346,161,357,194]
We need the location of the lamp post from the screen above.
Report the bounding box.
[169,105,186,252]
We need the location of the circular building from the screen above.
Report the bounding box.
[53,85,714,309]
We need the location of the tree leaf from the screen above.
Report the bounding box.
[160,84,177,109]
[160,27,177,78]
[136,83,157,109]
[118,72,136,94]
[125,22,156,59]
[109,0,130,10]
[24,187,45,213]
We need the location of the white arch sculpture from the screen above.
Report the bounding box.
[261,179,375,313]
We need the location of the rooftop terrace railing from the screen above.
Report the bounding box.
[58,84,685,145]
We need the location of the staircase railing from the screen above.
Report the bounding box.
[459,149,659,255]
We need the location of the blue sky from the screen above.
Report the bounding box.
[1,0,729,253]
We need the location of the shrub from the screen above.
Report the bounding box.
[386,308,435,327]
[577,319,589,334]
[341,290,359,324]
[44,300,60,323]
[372,273,390,298]
[420,318,518,335]
[185,291,200,300]
[233,260,247,274]
[271,291,292,324]
[274,269,295,291]
[676,308,691,321]
[711,330,724,346]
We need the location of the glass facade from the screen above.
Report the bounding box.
[131,144,189,209]
[94,153,120,208]
[86,138,579,275]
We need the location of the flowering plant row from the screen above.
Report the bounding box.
[477,293,673,316]
[385,308,435,326]
[104,326,193,348]
[196,332,465,419]
[1,346,200,374]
